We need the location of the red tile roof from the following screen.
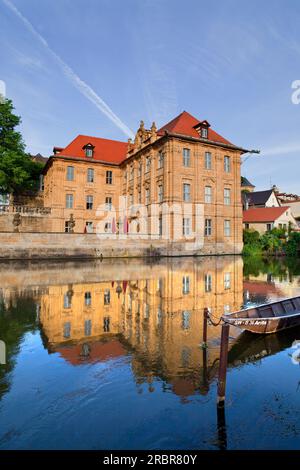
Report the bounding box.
[56,339,126,366]
[58,134,128,164]
[54,111,236,166]
[157,111,233,145]
[243,206,290,223]
[243,280,285,296]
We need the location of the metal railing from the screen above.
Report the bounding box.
[0,205,51,215]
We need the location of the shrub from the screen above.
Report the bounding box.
[285,232,300,257]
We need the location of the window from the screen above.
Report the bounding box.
[183,148,190,167]
[84,319,92,336]
[104,222,112,232]
[104,289,110,305]
[224,273,231,290]
[105,197,112,211]
[129,193,134,205]
[103,317,110,332]
[85,221,93,233]
[183,218,191,236]
[63,293,72,309]
[224,156,230,173]
[267,223,273,231]
[130,165,134,180]
[182,311,191,330]
[84,292,91,306]
[138,162,142,176]
[158,184,163,203]
[106,170,113,184]
[138,189,142,203]
[224,188,231,205]
[144,303,150,319]
[182,276,190,294]
[145,188,150,205]
[205,186,212,203]
[39,175,44,191]
[158,151,164,169]
[183,183,191,202]
[245,223,250,229]
[63,322,71,338]
[224,219,231,236]
[204,218,212,236]
[86,195,93,210]
[66,166,74,181]
[85,146,93,157]
[66,194,73,209]
[205,274,212,292]
[157,307,162,325]
[181,346,191,367]
[65,221,72,233]
[159,215,163,237]
[205,152,212,170]
[201,127,208,138]
[145,157,151,173]
[87,168,94,183]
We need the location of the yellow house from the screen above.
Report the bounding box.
[43,111,254,254]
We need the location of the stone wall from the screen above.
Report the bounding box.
[0,207,52,233]
[0,232,243,259]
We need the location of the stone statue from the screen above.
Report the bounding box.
[13,212,21,232]
[69,213,75,233]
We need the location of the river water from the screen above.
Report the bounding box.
[0,256,300,450]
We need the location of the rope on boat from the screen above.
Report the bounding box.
[206,309,224,327]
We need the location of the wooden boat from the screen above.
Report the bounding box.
[221,296,300,334]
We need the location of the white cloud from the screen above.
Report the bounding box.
[261,143,300,157]
[3,0,134,139]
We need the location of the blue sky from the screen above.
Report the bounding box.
[1,0,300,193]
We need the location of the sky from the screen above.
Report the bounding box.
[1,0,300,193]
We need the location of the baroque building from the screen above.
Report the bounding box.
[42,111,251,254]
[38,256,244,396]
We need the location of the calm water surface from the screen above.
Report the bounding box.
[1,256,300,450]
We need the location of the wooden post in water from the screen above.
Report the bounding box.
[217,323,230,404]
[201,308,208,349]
[216,401,227,450]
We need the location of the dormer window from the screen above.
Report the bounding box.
[83,143,95,158]
[201,127,208,138]
[193,120,210,139]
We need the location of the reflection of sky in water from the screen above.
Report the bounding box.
[0,257,300,450]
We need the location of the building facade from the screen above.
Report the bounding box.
[42,111,250,254]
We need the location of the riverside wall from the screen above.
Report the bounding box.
[0,232,243,260]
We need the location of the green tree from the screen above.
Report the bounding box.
[285,232,300,257]
[0,98,43,194]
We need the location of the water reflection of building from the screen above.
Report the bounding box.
[39,257,244,397]
[243,267,300,305]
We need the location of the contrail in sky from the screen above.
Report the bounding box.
[3,0,135,139]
